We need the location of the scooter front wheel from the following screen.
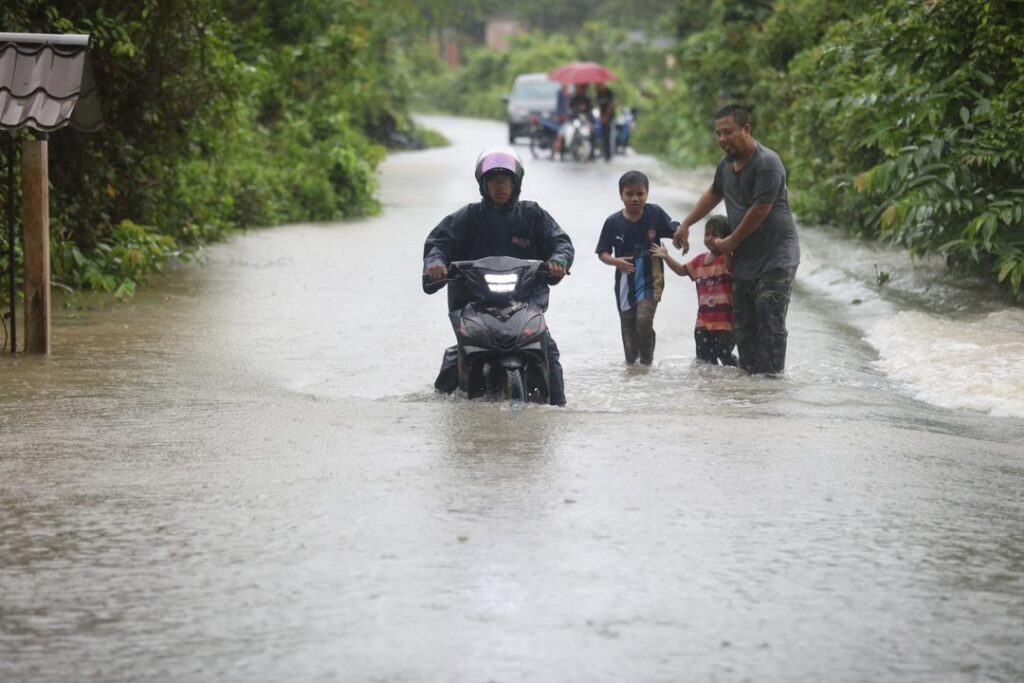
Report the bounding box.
[504,368,525,402]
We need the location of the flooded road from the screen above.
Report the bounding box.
[2,115,1023,682]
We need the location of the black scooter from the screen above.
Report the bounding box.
[425,256,556,403]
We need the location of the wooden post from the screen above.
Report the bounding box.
[5,137,16,353]
[21,137,50,354]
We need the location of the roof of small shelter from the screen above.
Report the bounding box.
[0,32,102,133]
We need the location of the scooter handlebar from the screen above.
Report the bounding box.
[422,262,464,294]
[422,260,568,293]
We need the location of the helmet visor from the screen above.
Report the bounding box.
[478,152,520,177]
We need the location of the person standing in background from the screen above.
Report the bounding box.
[596,82,616,162]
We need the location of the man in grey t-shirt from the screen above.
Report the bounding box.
[671,104,800,374]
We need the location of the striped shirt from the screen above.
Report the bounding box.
[685,253,733,331]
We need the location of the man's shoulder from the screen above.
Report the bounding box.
[752,143,786,171]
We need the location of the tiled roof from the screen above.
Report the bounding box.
[0,33,102,133]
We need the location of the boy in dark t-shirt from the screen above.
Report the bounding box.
[596,171,679,365]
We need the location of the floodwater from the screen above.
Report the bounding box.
[1,115,1022,682]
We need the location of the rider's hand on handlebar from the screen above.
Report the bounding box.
[426,263,448,282]
[546,260,566,280]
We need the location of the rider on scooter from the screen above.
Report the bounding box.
[423,146,574,405]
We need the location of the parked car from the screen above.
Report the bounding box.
[503,73,561,143]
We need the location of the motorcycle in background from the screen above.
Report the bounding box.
[528,113,561,159]
[562,111,594,163]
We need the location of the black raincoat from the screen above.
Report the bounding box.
[422,191,574,404]
[422,198,575,312]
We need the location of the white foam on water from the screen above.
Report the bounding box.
[866,309,1024,419]
[797,227,1024,420]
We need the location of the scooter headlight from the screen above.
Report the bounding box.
[484,272,518,294]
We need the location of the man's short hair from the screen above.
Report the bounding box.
[714,104,751,129]
[705,215,731,237]
[618,170,649,192]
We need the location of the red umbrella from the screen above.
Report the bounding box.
[548,62,616,85]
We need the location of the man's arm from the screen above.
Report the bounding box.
[672,185,722,252]
[536,205,574,282]
[712,203,771,255]
[714,163,786,255]
[423,208,467,285]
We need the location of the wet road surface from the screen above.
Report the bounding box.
[2,115,1023,682]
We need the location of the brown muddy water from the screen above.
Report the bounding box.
[1,115,1022,682]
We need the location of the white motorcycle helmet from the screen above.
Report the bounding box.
[474,146,525,200]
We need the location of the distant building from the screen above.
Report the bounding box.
[438,27,459,67]
[485,16,524,51]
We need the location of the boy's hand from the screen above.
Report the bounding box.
[616,256,635,274]
[672,224,691,253]
[650,243,668,259]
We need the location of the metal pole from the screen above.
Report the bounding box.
[5,135,15,354]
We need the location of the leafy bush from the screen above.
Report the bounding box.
[0,0,416,308]
[786,0,1024,297]
[52,220,187,301]
[650,0,1024,300]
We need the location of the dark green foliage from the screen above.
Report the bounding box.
[1,0,423,306]
[782,0,1024,296]
[51,220,187,300]
[649,0,1024,299]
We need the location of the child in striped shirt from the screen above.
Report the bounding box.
[651,215,738,366]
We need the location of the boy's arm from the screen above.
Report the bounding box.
[598,251,635,274]
[650,243,689,278]
[723,252,734,274]
[652,206,679,239]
